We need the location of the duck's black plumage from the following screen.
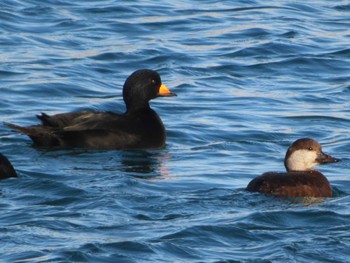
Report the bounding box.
[0,154,17,179]
[5,69,176,149]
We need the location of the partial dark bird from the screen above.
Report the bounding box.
[0,154,17,179]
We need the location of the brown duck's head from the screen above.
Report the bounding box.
[284,138,340,172]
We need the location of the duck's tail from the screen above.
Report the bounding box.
[4,122,60,147]
[4,122,33,135]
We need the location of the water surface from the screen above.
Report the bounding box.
[1,0,350,262]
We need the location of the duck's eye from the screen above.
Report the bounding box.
[308,147,313,151]
[151,79,156,84]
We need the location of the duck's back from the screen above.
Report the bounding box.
[59,108,166,149]
[6,109,166,149]
[246,171,332,197]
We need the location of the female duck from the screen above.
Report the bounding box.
[246,138,340,197]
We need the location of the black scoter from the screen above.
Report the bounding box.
[5,69,176,149]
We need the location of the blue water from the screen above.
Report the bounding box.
[1,0,350,262]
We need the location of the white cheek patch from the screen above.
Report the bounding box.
[286,149,318,171]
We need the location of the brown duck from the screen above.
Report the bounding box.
[246,138,340,197]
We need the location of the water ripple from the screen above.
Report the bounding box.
[0,0,349,262]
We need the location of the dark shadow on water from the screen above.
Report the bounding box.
[119,150,172,179]
[33,146,172,179]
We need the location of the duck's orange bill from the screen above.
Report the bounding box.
[158,84,176,97]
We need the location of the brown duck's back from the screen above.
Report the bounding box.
[246,170,332,197]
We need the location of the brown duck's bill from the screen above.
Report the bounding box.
[158,84,177,97]
[317,152,341,164]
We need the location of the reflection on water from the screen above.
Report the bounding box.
[120,150,171,178]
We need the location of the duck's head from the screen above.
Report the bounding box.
[123,69,176,111]
[284,138,340,172]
